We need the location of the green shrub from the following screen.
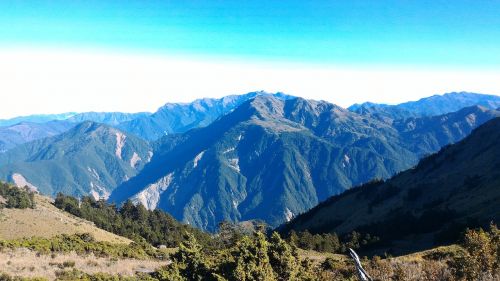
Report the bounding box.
[0,182,35,209]
[62,261,75,268]
[0,233,158,260]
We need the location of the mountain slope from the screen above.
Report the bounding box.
[111,96,415,231]
[281,117,500,253]
[349,92,500,121]
[110,96,500,231]
[0,121,75,152]
[394,105,500,156]
[0,122,152,198]
[118,91,294,140]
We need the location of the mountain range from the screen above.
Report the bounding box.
[0,91,499,232]
[349,91,500,123]
[0,121,75,152]
[117,91,294,140]
[109,95,500,231]
[0,92,288,149]
[281,116,500,254]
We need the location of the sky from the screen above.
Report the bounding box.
[0,1,499,118]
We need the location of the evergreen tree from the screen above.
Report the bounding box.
[232,232,276,281]
[172,233,215,281]
[268,232,300,281]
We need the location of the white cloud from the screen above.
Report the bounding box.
[0,47,499,118]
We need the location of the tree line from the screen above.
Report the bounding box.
[53,193,212,248]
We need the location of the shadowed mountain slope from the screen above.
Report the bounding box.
[281,117,500,253]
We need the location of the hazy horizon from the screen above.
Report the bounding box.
[1,88,499,120]
[1,1,499,118]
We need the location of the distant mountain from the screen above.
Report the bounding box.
[0,121,75,152]
[0,122,152,198]
[281,117,500,254]
[67,111,150,126]
[349,92,500,122]
[393,105,500,156]
[0,113,77,127]
[110,96,410,231]
[109,96,500,231]
[117,91,294,140]
[0,92,290,143]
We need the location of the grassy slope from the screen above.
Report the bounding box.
[0,194,130,244]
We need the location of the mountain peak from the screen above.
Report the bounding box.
[247,95,287,118]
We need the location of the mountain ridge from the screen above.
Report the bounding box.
[349,92,500,122]
[109,95,500,231]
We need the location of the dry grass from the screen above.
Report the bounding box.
[0,194,130,244]
[0,248,168,280]
[393,244,464,263]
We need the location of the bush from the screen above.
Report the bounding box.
[0,182,35,209]
[451,224,499,280]
[62,261,75,268]
[0,233,158,260]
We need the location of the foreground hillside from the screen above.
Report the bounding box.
[1,183,499,280]
[0,193,130,244]
[282,117,500,254]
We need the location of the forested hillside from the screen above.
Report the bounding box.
[282,117,500,255]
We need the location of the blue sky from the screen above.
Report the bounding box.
[1,0,499,67]
[0,1,499,118]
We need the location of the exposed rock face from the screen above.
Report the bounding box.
[115,133,126,159]
[131,173,174,210]
[130,152,142,168]
[11,173,38,192]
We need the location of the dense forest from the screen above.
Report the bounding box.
[53,192,380,254]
